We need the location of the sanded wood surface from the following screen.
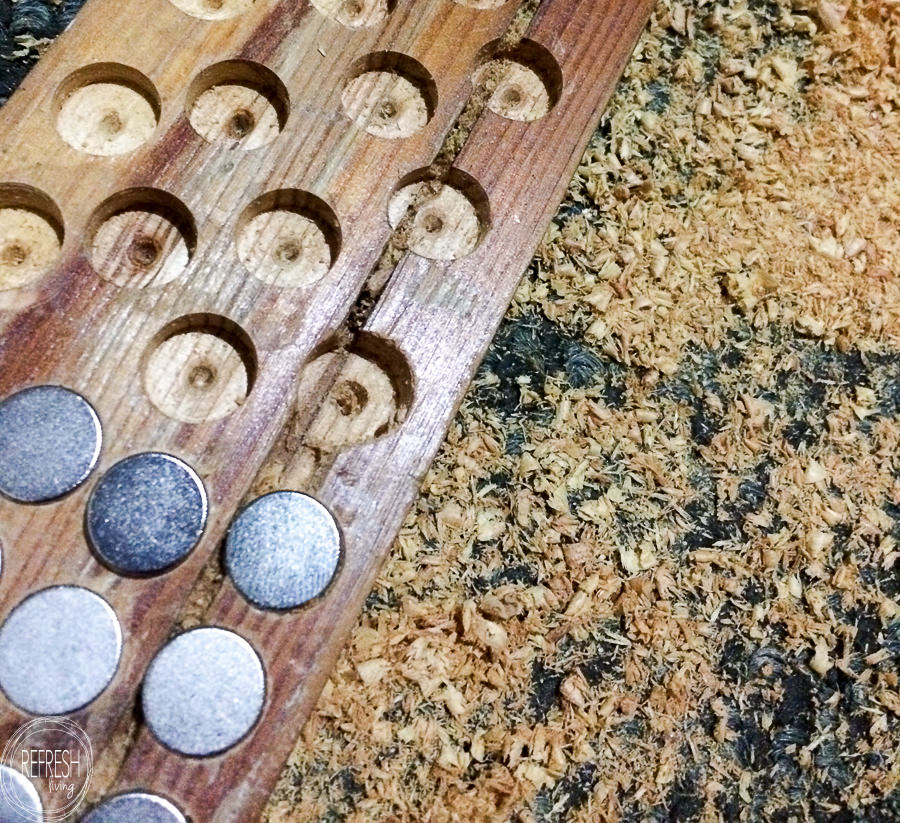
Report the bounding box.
[0,0,654,819]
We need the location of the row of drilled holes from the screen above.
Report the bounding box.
[0,162,490,296]
[54,42,560,161]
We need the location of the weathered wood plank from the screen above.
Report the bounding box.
[0,0,524,812]
[110,1,654,820]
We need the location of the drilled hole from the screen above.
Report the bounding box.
[388,169,490,261]
[88,188,196,288]
[0,185,64,292]
[144,314,257,424]
[422,212,444,234]
[55,64,160,156]
[474,39,563,122]
[1,244,28,266]
[188,364,216,389]
[187,61,290,150]
[226,108,256,139]
[312,0,393,28]
[342,52,436,139]
[237,189,341,288]
[169,0,254,20]
[334,380,369,416]
[297,334,413,451]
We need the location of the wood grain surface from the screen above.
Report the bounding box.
[0,0,654,819]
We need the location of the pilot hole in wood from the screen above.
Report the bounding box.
[311,0,394,28]
[0,185,64,293]
[187,61,289,150]
[88,189,196,288]
[55,64,160,156]
[341,52,436,139]
[168,0,255,20]
[144,314,257,424]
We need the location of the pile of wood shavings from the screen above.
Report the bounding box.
[265,2,899,821]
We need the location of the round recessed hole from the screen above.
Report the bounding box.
[169,0,254,20]
[144,314,257,424]
[297,333,413,451]
[55,64,160,156]
[187,60,289,150]
[474,40,562,122]
[0,184,64,292]
[88,188,196,288]
[237,189,341,287]
[311,0,394,28]
[342,52,436,139]
[388,168,490,260]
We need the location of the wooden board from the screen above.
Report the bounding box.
[0,0,654,819]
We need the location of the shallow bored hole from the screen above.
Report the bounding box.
[237,189,341,287]
[311,0,392,28]
[298,335,413,451]
[342,53,436,139]
[55,64,160,156]
[388,169,489,261]
[144,314,257,424]
[187,61,289,150]
[474,40,563,122]
[0,185,64,292]
[169,0,255,20]
[88,189,196,288]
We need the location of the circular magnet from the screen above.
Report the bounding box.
[0,385,102,503]
[86,452,207,576]
[82,792,186,823]
[0,586,122,715]
[225,491,341,611]
[142,627,265,757]
[0,765,42,823]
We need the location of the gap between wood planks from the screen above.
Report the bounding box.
[89,0,546,800]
